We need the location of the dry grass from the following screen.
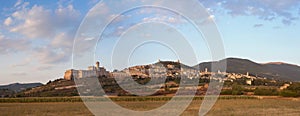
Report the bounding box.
[1,98,300,116]
[205,99,300,116]
[0,102,92,116]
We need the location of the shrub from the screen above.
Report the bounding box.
[220,90,233,95]
[254,88,278,96]
[280,90,299,97]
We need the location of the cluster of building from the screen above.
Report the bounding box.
[117,60,262,85]
[116,60,184,78]
[64,61,110,80]
[63,60,262,86]
[224,72,256,85]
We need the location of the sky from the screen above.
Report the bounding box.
[0,0,300,85]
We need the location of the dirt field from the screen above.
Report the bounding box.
[1,99,300,116]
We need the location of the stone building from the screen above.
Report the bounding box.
[246,79,252,85]
[280,84,290,90]
[64,61,110,80]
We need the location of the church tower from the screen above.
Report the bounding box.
[96,61,100,70]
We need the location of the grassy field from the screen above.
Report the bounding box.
[0,97,300,116]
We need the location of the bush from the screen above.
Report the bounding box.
[232,84,244,95]
[220,90,233,95]
[280,90,300,97]
[220,84,244,95]
[232,90,244,95]
[254,88,278,96]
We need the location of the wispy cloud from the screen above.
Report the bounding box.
[11,72,28,76]
[200,0,300,25]
[14,0,23,7]
[10,58,31,68]
[0,33,30,54]
[35,65,54,71]
[32,46,71,64]
[3,17,12,26]
[253,24,264,28]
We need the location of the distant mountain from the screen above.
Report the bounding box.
[195,58,300,81]
[0,83,43,92]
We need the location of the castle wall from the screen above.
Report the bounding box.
[64,61,110,80]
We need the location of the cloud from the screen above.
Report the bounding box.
[55,4,80,27]
[1,1,81,65]
[282,17,298,25]
[8,3,80,39]
[32,46,71,64]
[11,72,28,76]
[10,58,31,68]
[282,19,292,25]
[35,65,54,71]
[208,15,215,20]
[200,0,300,25]
[100,6,190,38]
[0,33,30,54]
[84,37,95,41]
[27,32,73,65]
[3,17,12,26]
[253,24,264,28]
[141,33,152,38]
[273,26,281,29]
[38,32,75,64]
[88,2,110,17]
[142,16,185,24]
[9,5,55,39]
[14,0,23,7]
[10,63,28,68]
[51,32,74,49]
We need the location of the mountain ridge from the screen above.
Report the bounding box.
[195,58,300,81]
[0,83,43,92]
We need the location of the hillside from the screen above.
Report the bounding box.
[17,79,78,97]
[195,58,300,81]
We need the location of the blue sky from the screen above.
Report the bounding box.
[0,0,300,85]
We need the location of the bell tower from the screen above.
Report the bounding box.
[96,61,100,70]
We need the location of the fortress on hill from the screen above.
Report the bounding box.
[64,61,110,80]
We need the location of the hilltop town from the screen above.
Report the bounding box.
[3,58,300,98]
[63,60,288,87]
[14,59,295,97]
